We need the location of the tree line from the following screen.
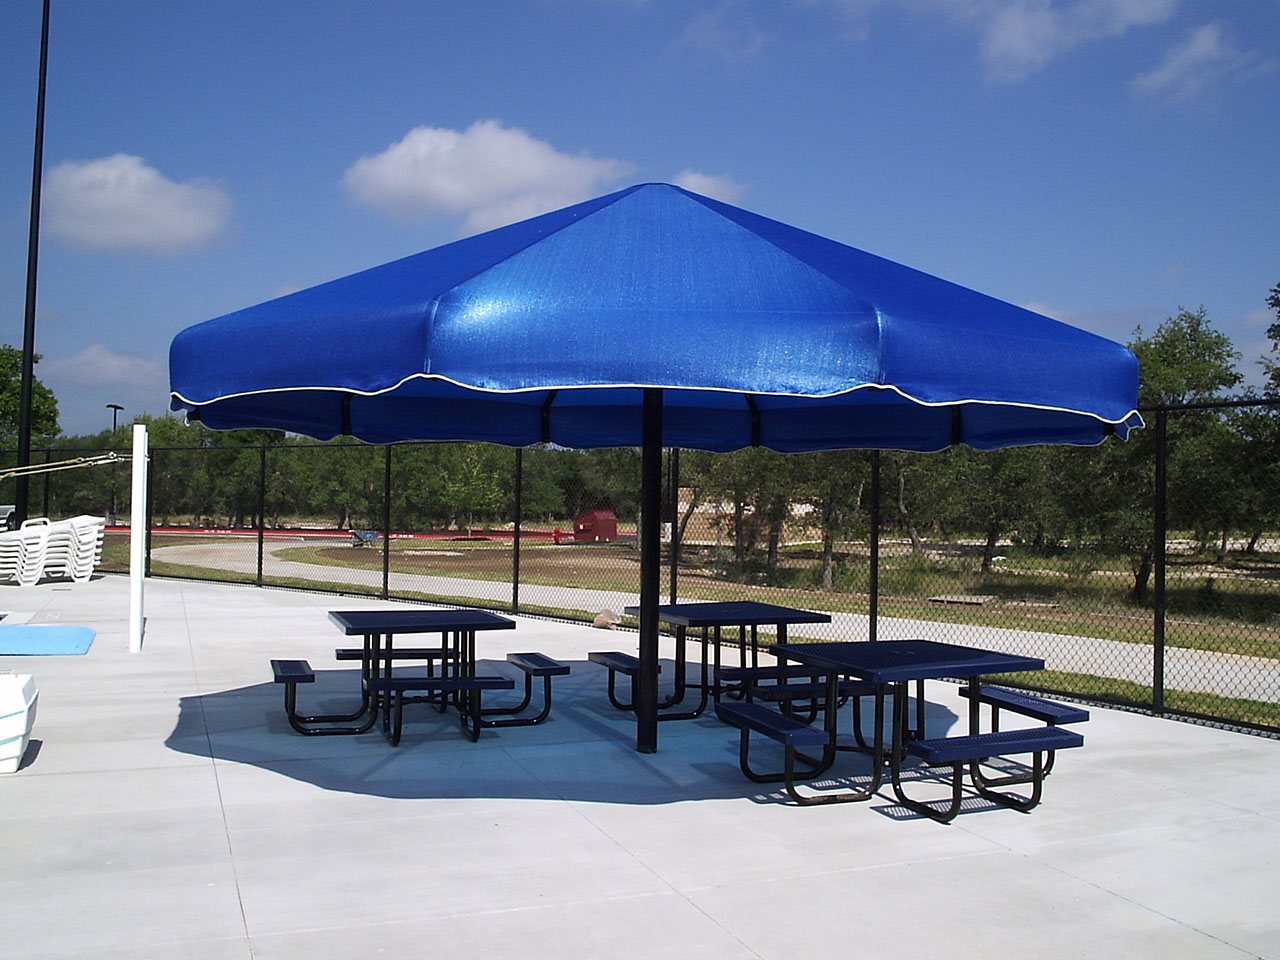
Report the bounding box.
[5,288,1280,607]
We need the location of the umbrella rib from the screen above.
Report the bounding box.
[745,394,761,447]
[950,407,962,447]
[341,394,353,436]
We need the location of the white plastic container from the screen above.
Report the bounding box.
[0,672,38,773]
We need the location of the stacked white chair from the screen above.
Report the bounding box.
[0,529,26,584]
[41,516,105,584]
[0,516,106,586]
[15,520,50,587]
[70,515,106,582]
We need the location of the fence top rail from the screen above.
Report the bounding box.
[1138,396,1280,413]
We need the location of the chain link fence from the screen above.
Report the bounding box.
[7,400,1278,735]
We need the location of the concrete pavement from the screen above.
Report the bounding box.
[0,574,1277,959]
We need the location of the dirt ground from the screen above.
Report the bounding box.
[318,540,642,580]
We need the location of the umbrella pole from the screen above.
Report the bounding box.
[636,388,663,752]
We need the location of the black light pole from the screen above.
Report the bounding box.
[106,403,123,523]
[15,0,51,527]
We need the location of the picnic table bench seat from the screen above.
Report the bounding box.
[271,658,314,686]
[896,726,1084,823]
[958,684,1089,774]
[959,685,1090,726]
[350,529,379,547]
[715,701,828,749]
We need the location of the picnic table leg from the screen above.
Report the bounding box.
[457,685,484,742]
[712,626,731,700]
[479,674,545,726]
[916,679,926,740]
[781,669,884,805]
[746,653,884,805]
[288,632,377,727]
[696,626,711,705]
[651,626,710,721]
[890,681,972,822]
[380,634,394,736]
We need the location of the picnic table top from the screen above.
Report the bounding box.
[620,600,831,628]
[328,609,517,635]
[770,639,1044,684]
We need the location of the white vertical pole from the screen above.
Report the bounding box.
[128,423,148,653]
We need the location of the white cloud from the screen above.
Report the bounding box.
[1242,306,1274,332]
[824,0,1179,81]
[1131,21,1253,99]
[342,120,632,235]
[40,344,165,392]
[39,344,170,435]
[44,155,231,255]
[966,0,1179,82]
[672,170,749,204]
[676,2,770,60]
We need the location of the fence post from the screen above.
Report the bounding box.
[144,446,154,578]
[382,445,392,600]
[129,424,149,652]
[1153,409,1167,715]
[668,448,679,604]
[869,450,880,643]
[256,446,266,586]
[512,448,522,614]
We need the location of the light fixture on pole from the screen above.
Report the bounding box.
[106,403,123,524]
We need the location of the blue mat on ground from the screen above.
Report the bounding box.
[0,625,96,655]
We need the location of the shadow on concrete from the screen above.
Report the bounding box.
[165,658,963,804]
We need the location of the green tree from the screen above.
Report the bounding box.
[794,449,870,590]
[1114,308,1240,601]
[0,344,59,450]
[1229,281,1280,552]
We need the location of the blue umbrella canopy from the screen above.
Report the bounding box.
[169,182,1141,754]
[170,183,1141,450]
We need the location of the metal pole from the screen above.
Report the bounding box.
[381,445,392,599]
[255,446,266,586]
[637,388,663,753]
[512,448,522,614]
[869,450,880,643]
[15,0,51,526]
[144,447,153,577]
[1153,410,1167,714]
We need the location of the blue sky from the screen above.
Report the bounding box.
[1,0,1277,436]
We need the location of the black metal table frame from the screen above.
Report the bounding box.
[620,602,833,722]
[769,639,1046,806]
